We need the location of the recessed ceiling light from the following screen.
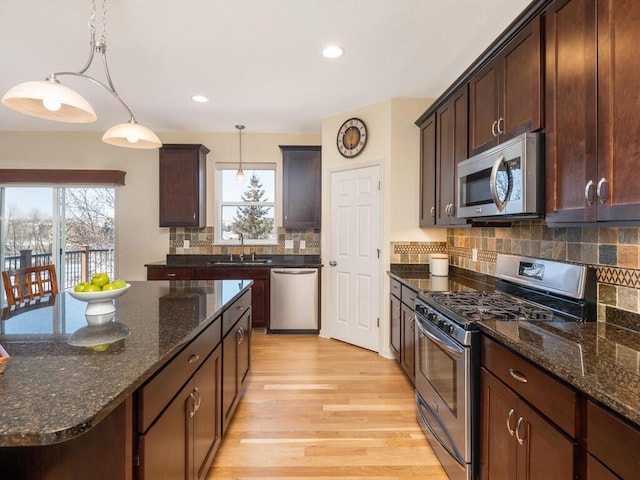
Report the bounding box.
[322,45,344,59]
[191,95,209,103]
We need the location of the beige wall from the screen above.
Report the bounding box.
[0,130,320,281]
[320,97,440,357]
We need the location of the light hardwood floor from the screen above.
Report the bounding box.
[207,333,448,479]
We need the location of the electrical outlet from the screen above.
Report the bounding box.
[300,240,306,250]
[184,239,190,248]
[285,239,294,249]
[472,248,478,262]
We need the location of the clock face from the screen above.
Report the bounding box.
[337,118,367,158]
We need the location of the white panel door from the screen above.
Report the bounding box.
[329,165,380,351]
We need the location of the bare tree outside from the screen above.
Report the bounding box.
[65,188,115,249]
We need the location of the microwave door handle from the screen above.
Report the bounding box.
[490,154,508,212]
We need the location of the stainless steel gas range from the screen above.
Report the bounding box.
[414,254,595,480]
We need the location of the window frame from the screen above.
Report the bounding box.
[214,163,278,245]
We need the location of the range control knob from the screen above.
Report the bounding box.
[426,312,437,322]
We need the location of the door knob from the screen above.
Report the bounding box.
[329,260,337,266]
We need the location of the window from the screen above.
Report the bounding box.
[215,164,276,244]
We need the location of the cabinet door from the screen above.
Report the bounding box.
[480,367,518,480]
[159,144,209,228]
[400,303,415,382]
[419,115,437,227]
[281,146,321,228]
[237,311,251,389]
[516,400,574,480]
[545,0,597,223]
[500,15,543,141]
[193,347,222,480]
[469,60,500,156]
[596,0,640,221]
[390,294,401,360]
[222,323,239,434]
[436,87,468,226]
[139,380,193,480]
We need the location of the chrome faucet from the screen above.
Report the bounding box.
[239,232,245,262]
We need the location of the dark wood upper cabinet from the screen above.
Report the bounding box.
[419,114,436,227]
[546,0,640,224]
[469,15,543,156]
[544,0,597,224]
[280,146,321,229]
[159,144,209,228]
[435,86,468,226]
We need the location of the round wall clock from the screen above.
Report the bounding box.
[337,118,367,158]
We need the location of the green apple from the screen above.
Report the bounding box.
[91,273,110,288]
[112,279,127,289]
[101,282,118,291]
[74,282,89,292]
[83,284,101,292]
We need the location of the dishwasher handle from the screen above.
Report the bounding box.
[272,269,317,275]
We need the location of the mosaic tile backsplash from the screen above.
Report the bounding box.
[392,220,640,316]
[169,227,320,255]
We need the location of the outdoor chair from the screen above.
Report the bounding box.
[2,264,59,307]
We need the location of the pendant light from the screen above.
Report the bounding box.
[235,124,246,181]
[1,0,161,149]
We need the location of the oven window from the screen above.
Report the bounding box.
[420,335,458,415]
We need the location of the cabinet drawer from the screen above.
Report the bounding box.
[147,267,194,280]
[390,278,401,298]
[223,290,252,337]
[401,285,417,307]
[481,335,576,437]
[139,319,221,432]
[587,400,640,479]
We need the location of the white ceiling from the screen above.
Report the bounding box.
[0,0,532,135]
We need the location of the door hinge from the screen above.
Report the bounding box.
[377,317,380,328]
[377,248,381,259]
[378,181,381,191]
[134,454,140,467]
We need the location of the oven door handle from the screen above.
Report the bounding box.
[415,315,464,358]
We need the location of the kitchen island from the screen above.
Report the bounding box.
[0,279,252,479]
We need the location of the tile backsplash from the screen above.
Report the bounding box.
[393,219,640,317]
[170,227,320,255]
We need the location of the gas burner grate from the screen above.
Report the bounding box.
[428,291,554,322]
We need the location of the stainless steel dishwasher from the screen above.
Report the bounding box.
[270,268,318,333]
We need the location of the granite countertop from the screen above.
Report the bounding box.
[146,254,322,269]
[0,279,251,447]
[389,266,640,426]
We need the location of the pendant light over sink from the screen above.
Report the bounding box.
[235,124,246,181]
[1,0,161,149]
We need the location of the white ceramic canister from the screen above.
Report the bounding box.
[430,253,449,276]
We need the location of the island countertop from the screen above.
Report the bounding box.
[0,279,251,447]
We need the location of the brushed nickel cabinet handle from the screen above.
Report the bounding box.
[166,273,176,277]
[585,180,595,206]
[491,120,498,137]
[193,212,196,220]
[430,206,435,217]
[188,353,200,364]
[509,368,528,383]
[497,117,505,134]
[597,177,609,205]
[507,408,516,436]
[188,392,197,418]
[515,417,526,445]
[193,387,202,411]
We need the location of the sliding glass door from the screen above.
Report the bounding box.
[1,186,115,305]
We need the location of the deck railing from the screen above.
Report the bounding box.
[3,248,114,290]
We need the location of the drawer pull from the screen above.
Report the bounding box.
[515,417,526,445]
[193,386,202,412]
[188,392,197,418]
[509,369,528,383]
[188,353,201,364]
[167,273,177,277]
[506,408,515,436]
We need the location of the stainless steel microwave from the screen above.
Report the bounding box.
[456,132,543,219]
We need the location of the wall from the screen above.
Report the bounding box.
[320,97,443,356]
[0,130,320,281]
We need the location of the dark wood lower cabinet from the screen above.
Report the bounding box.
[400,302,415,382]
[480,367,575,479]
[222,309,251,434]
[139,345,222,480]
[390,293,401,359]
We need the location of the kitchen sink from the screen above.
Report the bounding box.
[208,259,272,266]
